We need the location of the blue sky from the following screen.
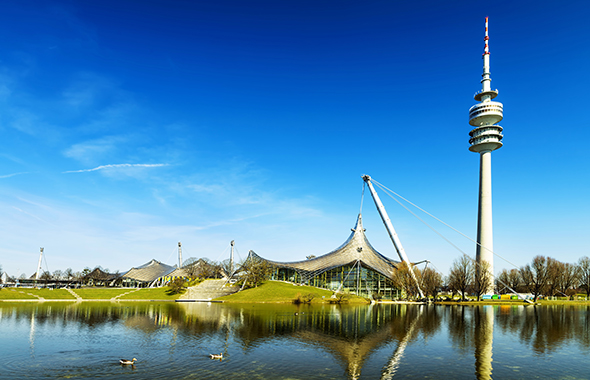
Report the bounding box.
[1,0,588,278]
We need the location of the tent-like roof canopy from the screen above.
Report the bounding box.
[83,267,120,281]
[251,214,400,282]
[121,259,176,283]
[165,267,189,278]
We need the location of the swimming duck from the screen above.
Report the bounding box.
[120,358,137,365]
[209,353,223,360]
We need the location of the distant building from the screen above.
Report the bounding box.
[159,267,190,285]
[120,259,176,287]
[83,267,121,287]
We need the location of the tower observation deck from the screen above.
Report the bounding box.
[470,17,503,295]
[469,17,503,153]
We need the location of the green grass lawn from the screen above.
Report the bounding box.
[24,288,76,299]
[0,288,38,299]
[72,288,131,299]
[3,284,590,305]
[217,281,370,304]
[536,299,590,306]
[0,287,181,301]
[118,287,181,300]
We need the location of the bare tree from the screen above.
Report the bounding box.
[52,269,63,281]
[496,269,510,294]
[392,261,422,300]
[544,257,561,297]
[520,255,551,302]
[421,267,443,300]
[183,257,202,278]
[507,269,522,292]
[447,255,473,301]
[496,268,522,294]
[473,260,492,301]
[557,262,579,298]
[64,268,74,280]
[240,255,272,288]
[577,256,590,299]
[199,258,223,279]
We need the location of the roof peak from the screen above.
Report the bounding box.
[352,213,365,233]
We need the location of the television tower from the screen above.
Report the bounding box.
[468,17,503,294]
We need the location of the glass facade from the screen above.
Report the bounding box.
[270,263,399,299]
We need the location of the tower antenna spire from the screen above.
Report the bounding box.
[484,16,489,55]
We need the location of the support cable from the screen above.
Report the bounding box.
[43,254,50,279]
[371,179,522,272]
[371,178,527,301]
[335,259,361,295]
[360,181,365,215]
[165,247,177,266]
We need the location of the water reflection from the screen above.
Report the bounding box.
[474,306,494,380]
[445,305,495,379]
[495,305,590,354]
[180,303,444,379]
[1,302,590,379]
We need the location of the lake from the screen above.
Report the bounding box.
[1,302,589,379]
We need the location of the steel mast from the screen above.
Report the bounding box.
[35,247,44,280]
[178,242,183,268]
[230,240,235,275]
[362,175,424,298]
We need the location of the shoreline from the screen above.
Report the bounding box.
[3,298,589,306]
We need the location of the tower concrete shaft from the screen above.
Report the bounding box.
[476,151,494,294]
[469,17,503,294]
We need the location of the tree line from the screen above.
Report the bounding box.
[393,254,590,302]
[495,255,590,301]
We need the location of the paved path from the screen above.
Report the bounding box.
[112,288,140,300]
[66,288,82,301]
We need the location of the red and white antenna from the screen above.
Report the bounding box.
[483,17,490,55]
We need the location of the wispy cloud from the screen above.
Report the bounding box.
[62,135,127,163]
[0,172,29,179]
[12,206,49,224]
[63,163,168,173]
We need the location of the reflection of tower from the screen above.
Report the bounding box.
[29,312,36,355]
[474,306,494,379]
[469,17,503,294]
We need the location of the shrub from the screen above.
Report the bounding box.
[293,292,315,304]
[166,278,188,295]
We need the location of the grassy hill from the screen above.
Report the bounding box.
[216,281,369,304]
[0,281,368,303]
